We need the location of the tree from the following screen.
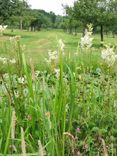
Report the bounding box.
[0,0,12,23]
[66,0,117,41]
[0,0,29,29]
[0,0,64,31]
[49,11,56,27]
[11,0,29,30]
[64,6,81,35]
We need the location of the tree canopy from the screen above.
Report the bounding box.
[65,0,117,41]
[0,0,64,30]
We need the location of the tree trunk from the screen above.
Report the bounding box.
[112,32,115,38]
[20,17,23,30]
[74,27,77,36]
[100,25,104,42]
[69,27,72,34]
[11,29,14,32]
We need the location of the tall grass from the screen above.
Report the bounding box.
[0,36,117,156]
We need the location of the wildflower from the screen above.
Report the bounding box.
[48,50,58,61]
[77,151,81,156]
[35,70,40,78]
[81,24,93,49]
[63,74,68,84]
[76,127,81,133]
[0,57,16,64]
[0,57,7,64]
[38,140,46,156]
[45,112,50,119]
[58,39,65,51]
[78,75,82,80]
[9,58,16,64]
[65,104,69,113]
[9,35,21,42]
[3,73,9,80]
[21,45,26,51]
[64,132,75,154]
[101,138,108,156]
[18,77,25,84]
[101,45,117,67]
[0,25,8,34]
[54,68,60,79]
[45,50,58,65]
[27,115,32,121]
[83,143,89,150]
[14,90,19,98]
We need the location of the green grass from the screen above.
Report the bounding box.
[1,29,117,64]
[0,29,117,155]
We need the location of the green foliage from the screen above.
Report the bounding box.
[65,0,117,41]
[0,0,29,22]
[0,30,117,155]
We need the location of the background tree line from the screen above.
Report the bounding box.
[0,0,64,31]
[0,0,117,41]
[64,0,117,41]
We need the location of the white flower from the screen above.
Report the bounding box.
[35,70,40,78]
[101,46,117,67]
[9,59,16,64]
[9,36,21,42]
[3,73,9,80]
[38,140,46,156]
[46,50,58,65]
[81,24,93,49]
[58,39,65,51]
[18,77,25,84]
[54,68,60,79]
[0,57,8,64]
[65,104,69,113]
[0,25,8,33]
[14,90,19,98]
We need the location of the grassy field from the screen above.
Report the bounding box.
[0,29,117,155]
[0,29,117,64]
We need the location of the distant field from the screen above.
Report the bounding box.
[0,29,117,64]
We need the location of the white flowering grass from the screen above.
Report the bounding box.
[45,50,58,65]
[81,24,93,49]
[0,56,16,65]
[101,45,117,67]
[0,25,8,34]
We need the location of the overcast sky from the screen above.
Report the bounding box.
[28,0,75,15]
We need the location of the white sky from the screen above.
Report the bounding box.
[27,0,75,15]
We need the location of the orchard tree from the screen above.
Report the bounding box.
[67,0,117,41]
[0,0,12,22]
[10,0,29,30]
[0,0,29,29]
[65,5,80,35]
[49,11,56,27]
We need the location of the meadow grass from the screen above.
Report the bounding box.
[0,29,117,64]
[0,30,117,155]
